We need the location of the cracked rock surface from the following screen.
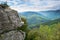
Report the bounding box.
[0,6,25,40]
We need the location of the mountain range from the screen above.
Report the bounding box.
[40,10,60,20]
[19,10,60,29]
[42,18,60,25]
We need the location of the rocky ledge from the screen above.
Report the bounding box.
[0,5,25,40]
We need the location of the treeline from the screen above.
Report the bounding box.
[20,17,60,40]
[26,23,60,40]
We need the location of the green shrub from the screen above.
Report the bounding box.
[26,23,60,40]
[0,2,9,9]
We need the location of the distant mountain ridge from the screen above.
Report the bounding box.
[20,11,50,19]
[19,11,50,28]
[19,10,60,29]
[42,18,60,25]
[40,10,60,19]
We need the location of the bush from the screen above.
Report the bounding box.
[26,23,60,40]
[0,2,9,9]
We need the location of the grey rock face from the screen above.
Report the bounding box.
[0,8,22,33]
[0,30,25,40]
[0,7,25,40]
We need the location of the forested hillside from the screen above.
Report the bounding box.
[25,19,60,40]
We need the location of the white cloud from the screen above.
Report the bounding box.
[43,0,60,1]
[10,1,60,12]
[10,4,55,12]
[0,0,60,12]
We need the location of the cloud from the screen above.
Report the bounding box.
[10,4,54,12]
[10,1,60,12]
[0,0,60,12]
[41,0,60,1]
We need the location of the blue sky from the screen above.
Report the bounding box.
[0,0,60,12]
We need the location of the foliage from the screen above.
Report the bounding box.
[18,17,31,40]
[17,17,28,31]
[0,2,9,9]
[18,16,60,40]
[18,17,60,40]
[25,22,60,40]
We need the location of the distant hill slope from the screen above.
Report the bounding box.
[19,11,50,29]
[40,10,60,20]
[42,18,60,25]
[19,10,60,29]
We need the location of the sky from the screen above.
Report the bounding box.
[0,0,60,12]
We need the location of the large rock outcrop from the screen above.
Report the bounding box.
[0,8,22,33]
[0,6,25,40]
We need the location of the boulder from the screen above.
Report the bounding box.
[0,30,25,40]
[0,6,25,40]
[0,8,22,33]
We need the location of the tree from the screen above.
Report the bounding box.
[0,1,9,9]
[26,23,60,40]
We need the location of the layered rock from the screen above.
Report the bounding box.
[0,7,23,33]
[0,6,25,40]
